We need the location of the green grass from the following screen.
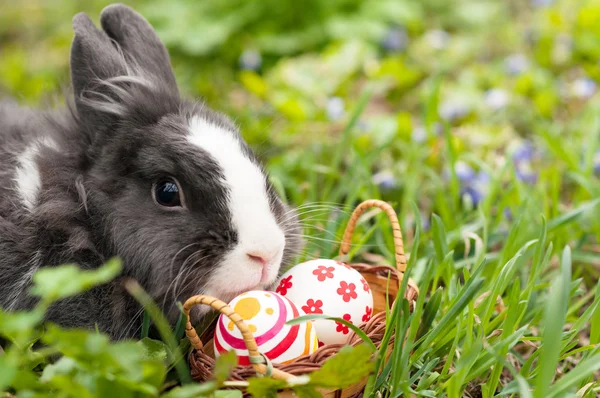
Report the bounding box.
[2,0,600,396]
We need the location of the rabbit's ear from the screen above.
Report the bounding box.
[100,4,178,95]
[70,12,127,131]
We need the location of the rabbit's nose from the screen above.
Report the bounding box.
[246,252,269,266]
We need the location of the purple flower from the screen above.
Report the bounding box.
[239,49,262,71]
[573,78,596,99]
[461,186,484,207]
[372,170,397,191]
[411,126,427,143]
[512,141,535,163]
[515,161,538,184]
[421,213,431,232]
[531,0,554,7]
[475,171,490,185]
[504,54,530,76]
[484,89,510,110]
[455,161,476,182]
[381,27,408,52]
[439,100,470,122]
[503,207,513,221]
[326,97,345,121]
[594,151,600,174]
[460,171,490,207]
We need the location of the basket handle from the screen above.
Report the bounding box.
[340,199,407,272]
[183,295,294,381]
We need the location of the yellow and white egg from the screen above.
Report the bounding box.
[213,290,318,365]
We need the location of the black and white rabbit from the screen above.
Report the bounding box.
[0,4,302,340]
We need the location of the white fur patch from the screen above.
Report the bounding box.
[13,137,57,211]
[188,116,285,298]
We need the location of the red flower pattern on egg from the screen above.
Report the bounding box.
[312,265,335,282]
[336,281,358,302]
[361,278,370,293]
[336,261,353,270]
[278,259,375,346]
[335,313,353,334]
[276,275,293,295]
[362,306,372,322]
[302,299,323,314]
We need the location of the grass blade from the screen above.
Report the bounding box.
[414,277,485,358]
[126,280,192,385]
[590,280,600,345]
[534,246,572,398]
[547,198,600,231]
[141,311,150,339]
[287,314,376,351]
[548,352,600,398]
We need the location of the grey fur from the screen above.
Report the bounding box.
[0,4,301,340]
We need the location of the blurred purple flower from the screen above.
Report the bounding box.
[381,27,408,52]
[503,207,513,221]
[484,88,510,110]
[512,140,535,163]
[573,77,596,99]
[411,126,427,143]
[460,171,490,207]
[372,170,397,191]
[461,186,485,207]
[504,54,530,76]
[515,161,538,184]
[594,150,600,174]
[531,0,554,7]
[421,214,431,232]
[326,97,346,121]
[455,161,476,182]
[412,123,443,143]
[439,101,470,122]
[239,49,262,71]
[476,171,491,185]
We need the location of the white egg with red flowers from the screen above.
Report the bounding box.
[274,259,374,345]
[213,290,319,365]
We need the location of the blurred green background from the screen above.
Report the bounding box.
[2,0,600,249]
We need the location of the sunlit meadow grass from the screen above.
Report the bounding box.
[266,86,600,397]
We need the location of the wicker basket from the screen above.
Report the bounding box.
[183,199,419,397]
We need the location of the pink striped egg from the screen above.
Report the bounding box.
[275,259,374,345]
[214,290,318,365]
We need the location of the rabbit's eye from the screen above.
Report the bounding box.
[153,178,182,208]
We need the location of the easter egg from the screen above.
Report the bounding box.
[214,290,318,365]
[275,259,374,345]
